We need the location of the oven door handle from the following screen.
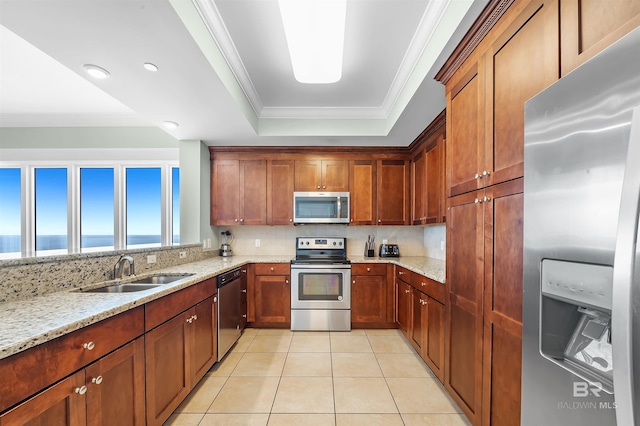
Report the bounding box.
[291,264,352,270]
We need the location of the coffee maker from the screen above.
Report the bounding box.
[219,230,233,257]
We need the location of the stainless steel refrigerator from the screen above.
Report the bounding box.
[522,26,640,426]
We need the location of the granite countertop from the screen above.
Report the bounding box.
[0,255,444,361]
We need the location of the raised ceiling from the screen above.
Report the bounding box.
[0,0,488,146]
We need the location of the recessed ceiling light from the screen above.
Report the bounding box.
[278,0,347,84]
[163,121,179,129]
[82,64,110,79]
[143,62,158,72]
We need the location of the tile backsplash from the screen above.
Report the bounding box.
[215,224,446,259]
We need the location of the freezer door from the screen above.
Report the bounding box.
[612,106,640,426]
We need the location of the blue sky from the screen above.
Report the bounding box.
[35,168,68,235]
[81,168,114,235]
[0,168,21,235]
[127,168,161,236]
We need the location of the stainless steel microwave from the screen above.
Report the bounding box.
[293,192,350,224]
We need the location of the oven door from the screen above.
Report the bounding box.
[291,264,351,309]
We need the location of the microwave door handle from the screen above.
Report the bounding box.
[612,105,640,426]
[337,196,341,217]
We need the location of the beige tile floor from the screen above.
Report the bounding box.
[165,329,470,426]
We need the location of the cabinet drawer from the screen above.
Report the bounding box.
[254,263,290,275]
[411,274,445,304]
[0,306,144,413]
[395,266,413,283]
[145,278,217,331]
[352,263,387,276]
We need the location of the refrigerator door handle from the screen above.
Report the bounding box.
[612,105,640,426]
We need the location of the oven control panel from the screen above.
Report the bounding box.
[297,237,345,249]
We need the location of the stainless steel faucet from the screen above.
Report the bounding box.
[114,255,135,279]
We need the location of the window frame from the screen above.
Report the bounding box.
[0,160,179,259]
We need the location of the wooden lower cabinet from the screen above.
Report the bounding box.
[351,263,394,327]
[396,278,412,338]
[425,297,445,382]
[1,338,145,426]
[251,264,291,327]
[145,295,217,426]
[446,178,523,425]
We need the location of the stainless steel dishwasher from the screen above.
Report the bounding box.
[217,267,243,361]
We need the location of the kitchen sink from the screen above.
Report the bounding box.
[80,283,160,293]
[129,274,194,285]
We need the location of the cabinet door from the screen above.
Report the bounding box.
[239,160,267,225]
[485,0,559,188]
[482,179,524,426]
[191,296,217,384]
[396,279,412,337]
[351,274,386,324]
[411,151,426,225]
[445,191,484,424]
[145,311,191,426]
[350,160,376,225]
[410,288,426,355]
[426,297,445,383]
[211,160,240,225]
[267,160,294,225]
[447,65,484,197]
[294,160,322,191]
[0,371,86,426]
[321,159,349,192]
[425,140,442,224]
[561,0,640,75]
[377,160,409,225]
[86,337,145,426]
[254,275,291,324]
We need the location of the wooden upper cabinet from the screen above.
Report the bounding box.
[350,160,376,226]
[377,160,409,225]
[447,65,484,198]
[267,160,294,225]
[211,159,266,225]
[426,136,444,224]
[485,0,559,188]
[411,151,426,225]
[294,159,348,192]
[211,159,240,225]
[561,0,640,75]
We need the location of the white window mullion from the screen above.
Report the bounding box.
[114,165,126,250]
[68,166,80,253]
[21,165,35,258]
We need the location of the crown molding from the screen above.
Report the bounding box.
[435,0,515,85]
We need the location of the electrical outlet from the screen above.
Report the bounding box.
[255,239,261,247]
[440,240,445,250]
[382,239,388,244]
[179,251,187,259]
[147,255,157,264]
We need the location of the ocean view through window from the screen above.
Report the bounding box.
[0,163,179,259]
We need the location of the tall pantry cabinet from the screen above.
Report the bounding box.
[438,0,640,424]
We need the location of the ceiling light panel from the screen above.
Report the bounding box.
[82,64,110,79]
[278,0,347,84]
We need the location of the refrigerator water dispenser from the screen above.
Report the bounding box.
[539,259,614,393]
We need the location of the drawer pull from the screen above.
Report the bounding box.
[367,267,370,272]
[214,296,217,302]
[242,289,247,293]
[92,376,103,385]
[75,386,87,395]
[83,342,95,351]
[186,317,193,324]
[405,289,410,293]
[242,314,247,318]
[192,314,198,321]
[285,280,289,284]
[421,282,426,287]
[398,271,404,275]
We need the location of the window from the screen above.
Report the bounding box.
[81,168,114,251]
[126,168,161,247]
[0,162,178,258]
[0,168,21,257]
[172,167,180,244]
[35,168,68,254]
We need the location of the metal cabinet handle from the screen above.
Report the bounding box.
[482,170,490,176]
[242,314,247,318]
[323,186,326,189]
[92,376,103,385]
[270,267,274,271]
[289,219,293,222]
[234,219,238,222]
[398,271,404,275]
[186,317,193,324]
[405,289,410,293]
[242,289,247,293]
[83,342,95,351]
[285,279,289,284]
[378,219,381,223]
[317,185,321,189]
[75,386,87,395]
[193,314,198,321]
[353,280,356,284]
[474,198,484,204]
[475,173,480,179]
[421,282,426,286]
[483,196,491,202]
[214,296,217,302]
[367,268,370,272]
[240,219,244,223]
